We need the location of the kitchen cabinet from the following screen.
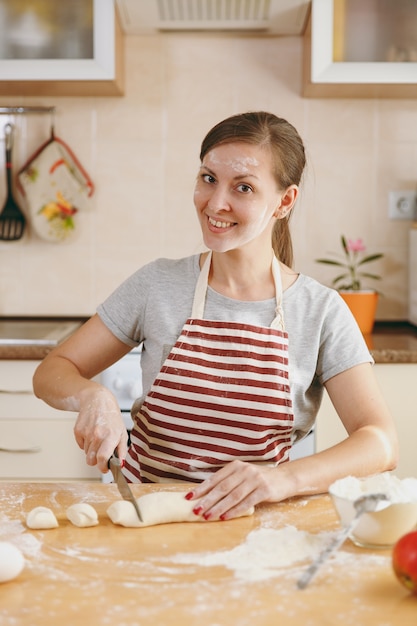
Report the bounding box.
[0,360,100,481]
[0,0,124,97]
[316,363,417,479]
[303,0,417,98]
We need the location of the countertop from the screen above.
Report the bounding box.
[0,482,415,626]
[1,318,416,363]
[365,322,417,363]
[0,317,85,360]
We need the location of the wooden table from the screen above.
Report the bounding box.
[0,482,415,626]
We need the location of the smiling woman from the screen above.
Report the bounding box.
[33,111,398,524]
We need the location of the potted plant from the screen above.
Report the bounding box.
[316,235,384,334]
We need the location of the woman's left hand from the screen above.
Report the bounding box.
[186,460,284,520]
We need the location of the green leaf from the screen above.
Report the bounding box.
[357,253,383,266]
[332,273,350,286]
[315,259,347,267]
[341,235,349,256]
[357,272,381,280]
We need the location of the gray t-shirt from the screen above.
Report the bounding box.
[97,254,372,443]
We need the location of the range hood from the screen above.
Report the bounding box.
[115,0,310,35]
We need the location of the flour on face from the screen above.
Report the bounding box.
[206,150,260,174]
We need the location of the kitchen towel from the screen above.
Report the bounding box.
[17,136,94,243]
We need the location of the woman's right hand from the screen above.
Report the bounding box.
[32,314,135,474]
[74,386,129,474]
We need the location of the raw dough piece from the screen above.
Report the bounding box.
[0,542,25,582]
[66,503,99,527]
[26,506,59,529]
[107,491,254,528]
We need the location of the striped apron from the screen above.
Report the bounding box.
[124,252,294,483]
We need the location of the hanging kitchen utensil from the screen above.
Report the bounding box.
[0,124,26,241]
[17,127,94,243]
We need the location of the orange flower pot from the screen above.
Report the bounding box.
[339,291,379,335]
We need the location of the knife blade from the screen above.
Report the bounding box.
[108,455,143,522]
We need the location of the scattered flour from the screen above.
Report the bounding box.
[13,533,43,559]
[330,472,417,503]
[171,525,329,582]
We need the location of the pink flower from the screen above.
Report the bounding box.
[347,238,366,253]
[316,235,383,291]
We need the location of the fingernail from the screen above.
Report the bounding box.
[203,512,212,521]
[120,459,125,468]
[220,513,227,521]
[193,506,204,516]
[185,491,194,500]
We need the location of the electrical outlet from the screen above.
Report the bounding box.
[389,191,417,220]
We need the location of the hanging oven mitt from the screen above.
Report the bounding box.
[17,135,94,243]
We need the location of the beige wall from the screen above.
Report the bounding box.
[0,34,415,319]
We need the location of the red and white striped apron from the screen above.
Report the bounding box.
[124,252,294,483]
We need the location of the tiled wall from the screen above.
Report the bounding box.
[0,34,415,319]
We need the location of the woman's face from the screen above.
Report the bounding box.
[194,142,288,254]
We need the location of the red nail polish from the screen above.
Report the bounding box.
[203,512,212,521]
[185,491,194,500]
[193,506,204,516]
[120,459,125,468]
[220,513,227,521]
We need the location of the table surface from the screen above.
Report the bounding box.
[0,482,415,626]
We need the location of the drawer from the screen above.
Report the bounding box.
[0,419,100,480]
[0,393,73,419]
[0,360,40,392]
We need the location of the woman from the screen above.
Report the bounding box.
[33,111,398,521]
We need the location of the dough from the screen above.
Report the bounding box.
[26,506,59,529]
[107,491,255,528]
[0,542,25,582]
[66,503,99,527]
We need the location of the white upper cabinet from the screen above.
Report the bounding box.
[304,0,417,97]
[0,0,124,96]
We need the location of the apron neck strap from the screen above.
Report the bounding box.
[192,251,285,331]
[192,252,212,320]
[271,255,285,331]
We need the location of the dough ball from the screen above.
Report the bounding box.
[0,542,25,582]
[66,503,99,528]
[107,491,254,528]
[26,506,59,529]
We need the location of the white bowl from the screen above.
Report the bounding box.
[329,473,417,548]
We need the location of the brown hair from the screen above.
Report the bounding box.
[199,111,306,267]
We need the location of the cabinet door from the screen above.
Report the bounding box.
[0,360,100,480]
[0,360,70,417]
[0,0,124,96]
[316,364,417,479]
[0,359,42,392]
[0,418,100,480]
[304,0,417,98]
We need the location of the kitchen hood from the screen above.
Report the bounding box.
[115,0,310,35]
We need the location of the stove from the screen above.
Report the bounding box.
[100,346,142,432]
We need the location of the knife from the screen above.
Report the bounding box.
[108,454,143,522]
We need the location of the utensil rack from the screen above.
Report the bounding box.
[0,106,55,115]
[0,106,56,136]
